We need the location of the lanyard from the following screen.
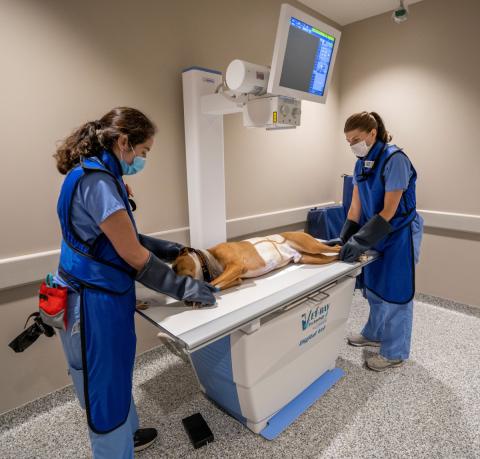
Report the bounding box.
[356,144,387,182]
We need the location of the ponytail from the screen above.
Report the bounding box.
[54,121,102,174]
[54,107,156,175]
[344,111,392,143]
[369,111,392,143]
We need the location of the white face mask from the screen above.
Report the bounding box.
[350,140,372,158]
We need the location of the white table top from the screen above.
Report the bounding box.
[136,257,374,351]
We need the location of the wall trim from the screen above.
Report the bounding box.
[418,209,480,234]
[0,227,190,291]
[226,202,335,238]
[1,205,478,290]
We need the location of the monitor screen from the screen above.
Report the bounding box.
[280,17,335,97]
[267,4,341,104]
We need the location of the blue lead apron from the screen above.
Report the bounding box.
[57,150,137,434]
[355,141,418,304]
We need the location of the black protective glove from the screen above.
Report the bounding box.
[323,237,343,247]
[138,234,184,263]
[136,253,218,307]
[324,219,361,246]
[339,214,392,262]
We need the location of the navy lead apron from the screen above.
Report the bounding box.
[355,141,418,304]
[57,150,137,434]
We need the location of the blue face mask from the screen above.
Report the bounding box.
[120,145,146,175]
[121,156,145,175]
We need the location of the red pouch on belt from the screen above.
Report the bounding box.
[38,282,68,330]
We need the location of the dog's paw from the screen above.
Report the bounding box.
[135,300,150,310]
[184,300,216,309]
[184,300,197,308]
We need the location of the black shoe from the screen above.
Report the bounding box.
[134,428,158,452]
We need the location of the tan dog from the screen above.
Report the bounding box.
[173,232,340,291]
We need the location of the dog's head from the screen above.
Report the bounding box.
[172,248,203,280]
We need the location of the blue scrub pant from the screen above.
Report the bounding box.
[59,292,138,459]
[361,216,423,361]
[361,290,413,360]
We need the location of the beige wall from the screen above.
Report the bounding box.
[0,0,340,414]
[416,229,480,307]
[225,89,340,216]
[335,0,480,306]
[0,0,339,260]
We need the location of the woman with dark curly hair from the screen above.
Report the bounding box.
[52,107,217,458]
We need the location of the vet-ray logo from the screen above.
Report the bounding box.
[301,303,330,331]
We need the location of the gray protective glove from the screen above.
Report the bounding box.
[339,214,392,262]
[136,253,218,307]
[324,219,361,246]
[138,234,184,263]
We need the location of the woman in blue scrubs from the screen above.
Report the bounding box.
[53,107,217,458]
[337,111,423,372]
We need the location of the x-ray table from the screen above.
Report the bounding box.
[137,256,374,439]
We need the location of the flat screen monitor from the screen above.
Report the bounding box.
[267,4,341,104]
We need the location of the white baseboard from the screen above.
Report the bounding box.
[0,250,61,292]
[0,227,190,291]
[418,209,480,234]
[0,202,332,291]
[226,202,335,238]
[1,204,478,291]
[148,227,190,245]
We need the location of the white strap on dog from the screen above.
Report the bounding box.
[246,234,302,274]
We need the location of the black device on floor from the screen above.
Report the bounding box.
[182,413,214,449]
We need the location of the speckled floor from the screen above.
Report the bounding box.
[1,292,479,459]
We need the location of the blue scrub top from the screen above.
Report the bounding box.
[352,153,412,191]
[55,172,126,290]
[71,173,126,244]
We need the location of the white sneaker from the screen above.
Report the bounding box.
[366,354,404,372]
[347,333,381,347]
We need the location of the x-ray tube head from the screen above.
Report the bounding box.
[226,60,270,95]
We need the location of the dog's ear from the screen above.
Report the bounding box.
[174,247,191,269]
[173,252,196,278]
[172,251,183,273]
